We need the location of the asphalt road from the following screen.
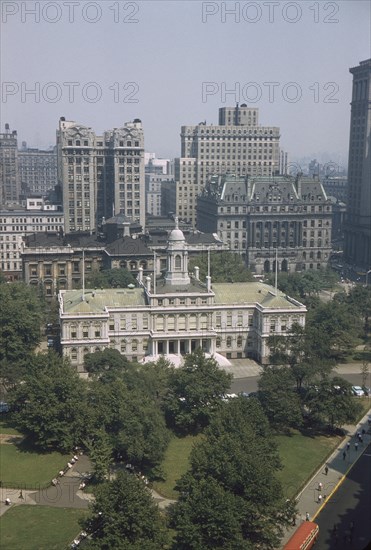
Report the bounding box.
[231,372,371,393]
[314,442,371,550]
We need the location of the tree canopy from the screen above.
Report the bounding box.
[258,366,303,431]
[86,268,136,289]
[189,252,254,283]
[82,470,169,549]
[304,376,362,431]
[170,398,295,549]
[10,353,88,451]
[0,281,43,387]
[164,349,232,434]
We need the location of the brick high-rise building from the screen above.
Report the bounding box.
[344,59,371,269]
[57,118,145,234]
[175,105,281,226]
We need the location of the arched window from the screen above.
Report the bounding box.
[226,336,232,348]
[132,339,138,352]
[121,340,127,352]
[216,337,221,347]
[237,336,243,347]
[175,255,181,270]
[71,348,78,361]
[83,347,90,356]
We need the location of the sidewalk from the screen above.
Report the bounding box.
[0,454,93,517]
[280,408,371,547]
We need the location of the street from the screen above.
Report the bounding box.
[314,441,371,549]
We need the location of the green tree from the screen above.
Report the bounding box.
[86,268,136,289]
[334,285,371,335]
[0,282,43,387]
[10,353,88,451]
[82,471,169,549]
[164,349,232,434]
[189,252,254,283]
[84,348,133,380]
[87,430,113,483]
[308,300,362,360]
[305,377,362,431]
[267,323,333,390]
[258,366,303,431]
[123,356,172,406]
[170,398,295,549]
[87,377,169,469]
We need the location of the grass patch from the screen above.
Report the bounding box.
[152,434,202,499]
[0,442,69,488]
[0,415,22,435]
[356,398,371,420]
[275,430,341,499]
[0,505,88,550]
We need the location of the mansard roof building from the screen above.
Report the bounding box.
[197,174,332,274]
[59,221,306,371]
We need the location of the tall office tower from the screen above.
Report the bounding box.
[57,118,145,234]
[175,105,280,226]
[0,124,20,205]
[18,143,57,197]
[344,59,371,269]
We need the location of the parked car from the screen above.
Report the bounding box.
[351,385,364,397]
[47,337,54,348]
[0,402,10,413]
[361,386,370,397]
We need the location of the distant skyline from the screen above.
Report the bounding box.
[1,1,369,167]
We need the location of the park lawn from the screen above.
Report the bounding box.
[153,434,203,499]
[0,505,88,550]
[275,430,341,499]
[0,442,69,488]
[0,416,22,435]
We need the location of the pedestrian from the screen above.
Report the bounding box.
[292,514,297,526]
[355,442,359,452]
[324,465,329,476]
[19,490,24,499]
[343,451,346,460]
[362,428,365,435]
[306,512,310,521]
[318,482,323,492]
[358,433,362,442]
[359,435,363,444]
[318,494,322,504]
[346,442,350,451]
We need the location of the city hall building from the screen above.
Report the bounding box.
[59,222,306,371]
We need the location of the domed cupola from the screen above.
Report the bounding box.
[165,218,190,286]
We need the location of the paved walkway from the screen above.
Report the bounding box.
[280,408,371,547]
[0,454,93,517]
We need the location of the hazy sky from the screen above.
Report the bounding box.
[1,1,370,167]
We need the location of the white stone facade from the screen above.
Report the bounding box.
[60,224,306,371]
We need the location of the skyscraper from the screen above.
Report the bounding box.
[0,124,20,205]
[57,118,145,234]
[344,59,371,269]
[18,143,57,197]
[175,105,281,226]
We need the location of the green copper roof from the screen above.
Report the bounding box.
[62,288,146,313]
[212,282,303,309]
